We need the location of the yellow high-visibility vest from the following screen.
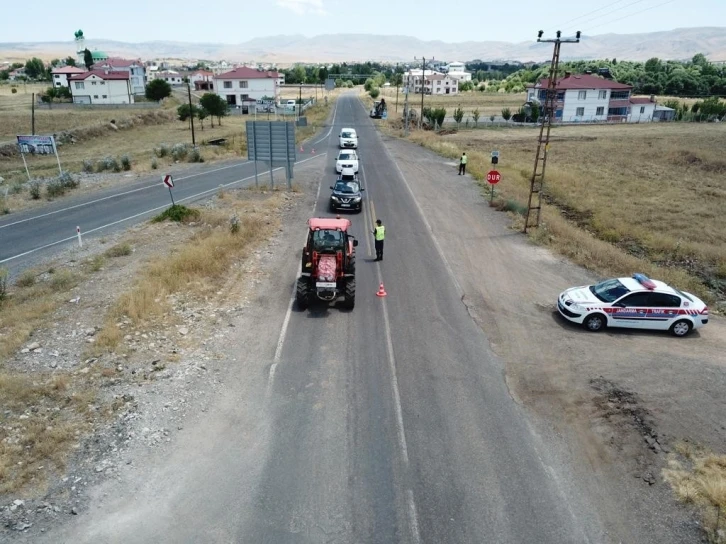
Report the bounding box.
[374,226,385,241]
[461,155,468,164]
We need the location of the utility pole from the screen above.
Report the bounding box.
[403,77,410,136]
[31,93,35,135]
[523,30,580,234]
[187,81,196,146]
[298,84,302,120]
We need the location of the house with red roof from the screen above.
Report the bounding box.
[51,66,87,88]
[214,67,280,112]
[92,58,146,95]
[526,72,657,123]
[68,70,134,105]
[190,70,214,91]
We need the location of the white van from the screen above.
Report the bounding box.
[339,128,358,149]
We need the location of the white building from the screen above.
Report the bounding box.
[92,58,146,95]
[403,70,459,95]
[68,70,134,105]
[51,66,86,88]
[526,72,657,123]
[190,70,214,91]
[151,71,184,86]
[214,66,280,110]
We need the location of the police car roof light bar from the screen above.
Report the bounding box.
[633,273,657,290]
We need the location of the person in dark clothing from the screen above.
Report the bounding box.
[458,152,467,175]
[373,219,385,261]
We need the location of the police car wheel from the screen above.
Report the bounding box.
[583,314,606,332]
[670,320,692,337]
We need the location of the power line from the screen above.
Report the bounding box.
[580,0,677,33]
[560,0,649,35]
[541,0,631,33]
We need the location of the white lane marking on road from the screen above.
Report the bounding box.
[266,99,339,398]
[359,164,410,467]
[358,97,422,544]
[0,154,326,265]
[0,160,252,230]
[406,489,423,544]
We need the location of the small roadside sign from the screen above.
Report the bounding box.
[491,150,499,158]
[162,174,175,206]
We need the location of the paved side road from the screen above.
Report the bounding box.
[0,116,335,276]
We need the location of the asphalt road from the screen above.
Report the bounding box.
[240,94,606,543]
[0,122,331,276]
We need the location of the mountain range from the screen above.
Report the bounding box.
[1,27,726,64]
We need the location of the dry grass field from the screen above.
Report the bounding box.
[376,86,527,118]
[382,119,726,304]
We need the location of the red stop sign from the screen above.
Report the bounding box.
[487,170,501,184]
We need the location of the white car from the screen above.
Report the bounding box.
[336,150,359,173]
[339,128,358,149]
[557,273,709,337]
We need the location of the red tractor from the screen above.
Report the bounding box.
[296,217,358,310]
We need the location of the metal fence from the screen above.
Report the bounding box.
[33,101,161,110]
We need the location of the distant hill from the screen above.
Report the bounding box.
[2,27,726,64]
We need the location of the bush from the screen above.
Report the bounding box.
[59,171,79,189]
[82,159,94,173]
[46,179,65,198]
[120,154,132,171]
[151,157,158,169]
[154,144,170,158]
[171,143,188,161]
[105,243,132,257]
[152,204,201,223]
[501,107,512,121]
[364,78,374,92]
[369,87,380,99]
[15,270,36,288]
[188,147,203,163]
[11,88,17,94]
[98,156,120,172]
[500,199,527,216]
[29,180,41,200]
[10,182,24,195]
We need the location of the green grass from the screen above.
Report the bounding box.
[152,205,201,224]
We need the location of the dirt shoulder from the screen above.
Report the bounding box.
[381,134,724,543]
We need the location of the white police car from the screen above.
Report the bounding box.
[557,273,709,337]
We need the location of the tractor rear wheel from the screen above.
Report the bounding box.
[295,277,310,310]
[346,255,356,274]
[344,277,356,309]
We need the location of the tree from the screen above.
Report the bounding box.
[24,57,45,79]
[472,108,480,127]
[56,86,71,100]
[364,78,374,92]
[530,102,540,123]
[501,107,512,121]
[83,49,94,70]
[64,56,77,67]
[369,87,380,99]
[453,105,464,128]
[41,87,58,103]
[177,103,200,123]
[197,107,208,130]
[145,79,172,101]
[199,93,228,126]
[392,73,404,89]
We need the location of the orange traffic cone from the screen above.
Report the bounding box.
[376,283,388,297]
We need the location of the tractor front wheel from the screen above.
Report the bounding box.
[343,277,356,309]
[295,277,310,310]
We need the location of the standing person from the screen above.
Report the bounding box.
[458,152,468,175]
[372,219,385,261]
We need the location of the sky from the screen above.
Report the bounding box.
[1,0,724,43]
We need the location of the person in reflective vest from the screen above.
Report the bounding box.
[458,152,468,175]
[373,219,385,261]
